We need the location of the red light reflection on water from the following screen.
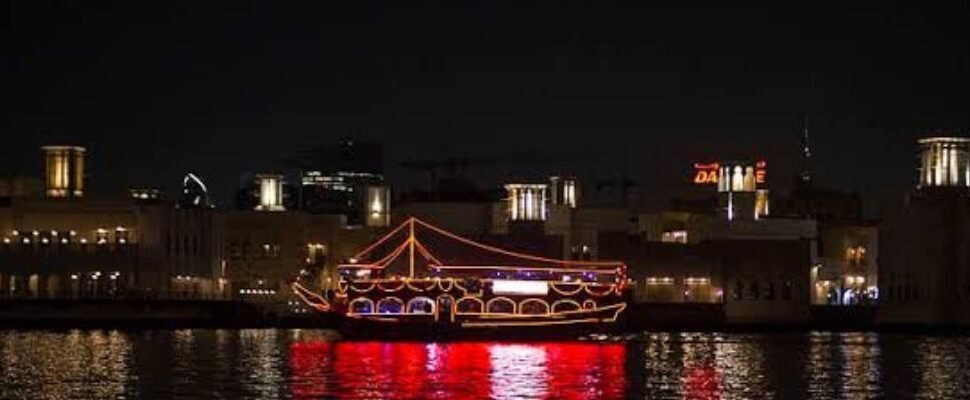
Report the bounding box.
[288,340,626,399]
[683,363,721,400]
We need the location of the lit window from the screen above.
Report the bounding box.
[661,230,688,244]
[96,228,108,245]
[115,227,129,244]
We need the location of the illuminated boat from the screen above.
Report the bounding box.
[292,217,628,337]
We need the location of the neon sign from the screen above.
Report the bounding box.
[755,160,767,184]
[693,161,767,186]
[693,163,719,184]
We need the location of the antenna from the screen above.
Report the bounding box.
[800,113,812,184]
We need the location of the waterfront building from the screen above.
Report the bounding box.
[0,145,391,305]
[601,158,816,324]
[0,146,224,299]
[811,224,879,305]
[878,134,970,325]
[221,211,377,301]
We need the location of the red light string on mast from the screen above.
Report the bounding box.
[412,239,444,266]
[372,240,410,267]
[352,218,411,260]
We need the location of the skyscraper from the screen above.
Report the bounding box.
[300,139,389,226]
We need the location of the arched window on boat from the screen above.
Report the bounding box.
[455,297,484,314]
[519,299,550,315]
[406,297,435,314]
[349,298,374,314]
[486,297,516,314]
[377,297,404,314]
[551,299,581,313]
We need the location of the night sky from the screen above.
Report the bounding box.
[6,2,969,215]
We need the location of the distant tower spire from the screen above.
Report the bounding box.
[800,113,812,184]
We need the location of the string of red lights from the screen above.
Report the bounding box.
[351,218,410,260]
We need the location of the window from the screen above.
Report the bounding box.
[456,298,483,314]
[115,227,129,244]
[749,281,760,300]
[308,244,327,265]
[486,298,515,314]
[96,229,109,245]
[377,298,404,314]
[661,230,688,244]
[407,297,435,314]
[765,282,775,300]
[570,245,593,260]
[519,299,549,315]
[733,281,743,300]
[349,298,373,314]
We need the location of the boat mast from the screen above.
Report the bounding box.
[408,217,416,278]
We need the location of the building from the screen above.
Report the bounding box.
[605,214,815,323]
[221,211,378,300]
[879,134,970,326]
[394,176,632,261]
[41,146,86,198]
[602,158,816,324]
[300,139,390,227]
[811,224,879,305]
[0,146,224,299]
[235,173,291,212]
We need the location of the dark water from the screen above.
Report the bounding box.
[1,330,969,399]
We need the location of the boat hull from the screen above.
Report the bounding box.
[335,303,626,339]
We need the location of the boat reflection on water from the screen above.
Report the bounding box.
[2,330,969,398]
[288,337,627,399]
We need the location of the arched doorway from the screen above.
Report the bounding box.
[47,274,63,299]
[27,274,40,298]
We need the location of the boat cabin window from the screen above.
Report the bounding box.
[377,297,404,314]
[406,297,435,314]
[349,298,374,314]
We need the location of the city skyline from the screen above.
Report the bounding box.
[7,3,969,215]
[3,4,970,398]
